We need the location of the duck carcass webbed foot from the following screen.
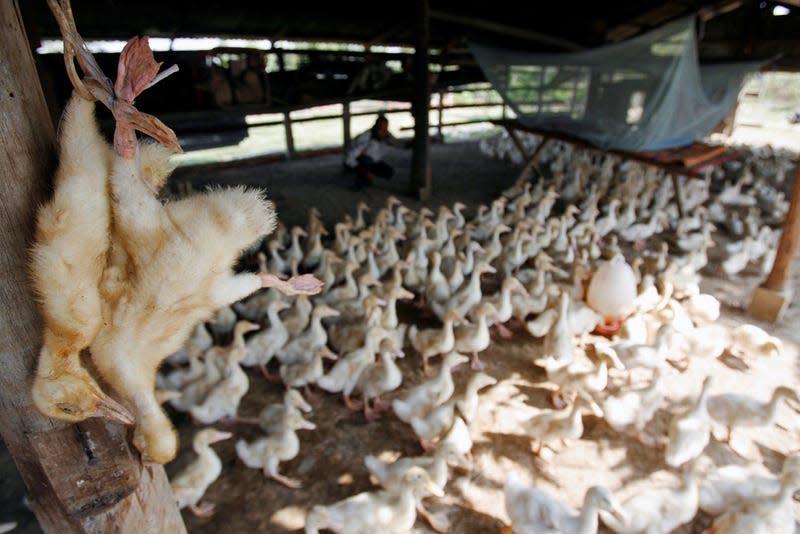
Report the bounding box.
[259,272,324,296]
[188,502,216,518]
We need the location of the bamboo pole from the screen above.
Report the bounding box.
[749,158,800,321]
[0,1,185,530]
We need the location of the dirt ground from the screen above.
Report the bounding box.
[3,136,799,533]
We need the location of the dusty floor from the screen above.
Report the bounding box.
[3,136,800,533]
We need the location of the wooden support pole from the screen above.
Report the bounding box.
[436,89,444,141]
[0,1,185,531]
[283,111,296,160]
[342,101,351,150]
[749,158,800,321]
[409,0,432,200]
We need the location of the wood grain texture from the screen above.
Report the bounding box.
[764,159,800,291]
[0,1,185,531]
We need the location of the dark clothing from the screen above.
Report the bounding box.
[346,154,394,189]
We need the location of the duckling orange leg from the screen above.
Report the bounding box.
[264,467,302,489]
[470,352,487,371]
[494,323,513,339]
[343,393,363,411]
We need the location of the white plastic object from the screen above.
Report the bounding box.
[585,254,637,321]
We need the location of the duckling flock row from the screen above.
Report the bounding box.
[161,131,799,533]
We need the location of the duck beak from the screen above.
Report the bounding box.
[92,395,136,426]
[299,418,317,431]
[210,430,233,443]
[425,479,445,498]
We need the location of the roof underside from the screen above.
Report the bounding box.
[20,0,800,66]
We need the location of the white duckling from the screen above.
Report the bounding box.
[279,345,338,395]
[235,408,316,488]
[439,414,473,460]
[707,385,799,443]
[287,225,308,265]
[407,308,463,375]
[709,455,800,534]
[317,327,393,410]
[304,466,444,534]
[728,323,783,360]
[684,292,720,323]
[602,366,665,446]
[277,304,340,365]
[166,321,213,366]
[480,275,528,338]
[356,341,405,421]
[187,320,261,424]
[525,396,592,456]
[455,371,498,423]
[431,261,497,321]
[453,302,497,371]
[170,428,232,517]
[241,299,291,370]
[256,388,313,434]
[699,451,800,515]
[546,347,624,411]
[392,351,469,423]
[410,398,459,450]
[503,471,625,534]
[424,250,451,307]
[266,238,290,275]
[282,294,313,338]
[665,376,713,468]
[540,290,576,369]
[327,293,385,355]
[365,440,472,496]
[599,465,698,534]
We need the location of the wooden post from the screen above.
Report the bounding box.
[436,89,445,141]
[748,159,800,321]
[283,110,296,160]
[0,1,185,531]
[342,101,351,150]
[409,0,432,200]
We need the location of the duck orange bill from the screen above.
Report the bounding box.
[91,395,135,425]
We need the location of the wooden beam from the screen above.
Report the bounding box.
[410,0,432,200]
[429,9,582,51]
[0,1,185,530]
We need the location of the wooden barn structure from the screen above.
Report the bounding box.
[3,0,800,531]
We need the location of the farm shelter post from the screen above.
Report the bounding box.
[749,157,800,322]
[409,0,432,200]
[0,1,186,531]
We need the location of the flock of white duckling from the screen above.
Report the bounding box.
[157,131,799,533]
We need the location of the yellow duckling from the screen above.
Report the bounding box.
[665,376,713,468]
[279,345,338,395]
[235,408,316,488]
[304,466,443,534]
[503,471,625,534]
[170,428,232,517]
